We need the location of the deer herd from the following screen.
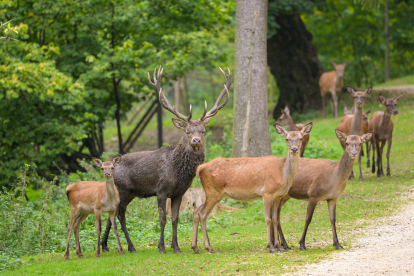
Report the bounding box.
[64,64,404,259]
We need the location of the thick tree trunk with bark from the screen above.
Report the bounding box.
[232,0,272,158]
[267,13,324,119]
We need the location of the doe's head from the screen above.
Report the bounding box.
[347,86,372,108]
[379,93,403,115]
[332,61,347,79]
[273,122,313,155]
[276,106,292,126]
[335,129,372,159]
[93,155,122,179]
[362,107,372,127]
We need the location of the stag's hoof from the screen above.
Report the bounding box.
[300,246,306,251]
[283,245,292,250]
[173,249,182,253]
[102,247,109,252]
[269,248,277,253]
[335,245,344,250]
[209,249,215,253]
[159,247,166,254]
[128,247,136,253]
[278,247,287,252]
[387,172,391,176]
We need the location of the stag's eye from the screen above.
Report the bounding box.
[346,143,349,146]
[186,131,190,134]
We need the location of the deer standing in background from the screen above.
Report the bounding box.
[191,123,313,254]
[276,106,310,157]
[100,66,231,254]
[337,86,372,180]
[343,105,353,115]
[319,61,347,118]
[276,130,372,251]
[368,93,403,177]
[64,156,123,260]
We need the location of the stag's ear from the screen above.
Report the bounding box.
[112,155,122,167]
[201,117,212,127]
[331,61,337,68]
[172,118,187,131]
[378,94,386,103]
[300,122,313,136]
[335,129,347,142]
[343,60,348,67]
[393,93,404,101]
[273,123,288,136]
[364,86,372,95]
[92,157,102,167]
[347,86,355,96]
[361,132,372,143]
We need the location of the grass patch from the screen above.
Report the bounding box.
[375,74,414,87]
[3,98,414,275]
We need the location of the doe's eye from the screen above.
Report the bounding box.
[346,143,349,146]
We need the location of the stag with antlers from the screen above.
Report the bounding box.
[100,66,231,253]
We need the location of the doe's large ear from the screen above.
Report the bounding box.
[300,122,313,136]
[273,123,288,136]
[361,132,372,143]
[331,61,337,68]
[378,94,386,103]
[112,154,122,167]
[364,86,372,95]
[172,118,187,131]
[283,105,290,116]
[335,129,347,142]
[92,157,102,167]
[393,93,404,101]
[347,86,355,96]
[365,106,373,115]
[343,60,348,67]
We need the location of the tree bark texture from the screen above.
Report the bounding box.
[232,0,272,158]
[267,13,324,119]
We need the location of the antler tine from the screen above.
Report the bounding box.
[148,66,163,93]
[188,105,192,121]
[158,88,191,122]
[199,67,231,121]
[199,101,208,121]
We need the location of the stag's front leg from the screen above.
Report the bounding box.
[157,194,167,253]
[386,138,392,176]
[170,196,183,253]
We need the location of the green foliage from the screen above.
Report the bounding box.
[302,0,414,87]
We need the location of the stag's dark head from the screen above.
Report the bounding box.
[148,66,231,152]
[335,129,372,159]
[92,155,122,179]
[379,93,403,115]
[347,86,372,108]
[273,122,313,155]
[332,61,347,80]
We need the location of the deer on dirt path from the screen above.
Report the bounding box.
[100,66,231,254]
[368,93,403,177]
[337,86,372,181]
[276,130,372,251]
[320,61,347,118]
[64,156,123,260]
[276,106,310,157]
[191,123,313,254]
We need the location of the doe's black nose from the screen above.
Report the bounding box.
[291,147,298,153]
[394,110,399,115]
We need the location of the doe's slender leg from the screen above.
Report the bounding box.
[299,198,318,251]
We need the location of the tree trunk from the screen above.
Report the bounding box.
[267,13,324,119]
[385,0,390,82]
[181,76,188,112]
[174,77,181,113]
[232,0,271,158]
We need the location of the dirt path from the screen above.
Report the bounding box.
[290,199,414,276]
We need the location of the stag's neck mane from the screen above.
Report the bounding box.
[173,136,206,185]
[350,105,364,135]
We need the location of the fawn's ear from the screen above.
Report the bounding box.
[347,86,355,96]
[172,118,187,131]
[364,86,372,96]
[361,132,372,143]
[273,123,288,136]
[300,122,313,136]
[335,129,347,142]
[112,155,122,167]
[92,157,102,167]
[393,93,404,101]
[378,94,386,103]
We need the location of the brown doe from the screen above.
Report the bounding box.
[64,156,123,260]
[367,93,403,177]
[277,130,372,251]
[276,105,310,157]
[319,61,347,118]
[191,123,313,254]
[337,86,372,180]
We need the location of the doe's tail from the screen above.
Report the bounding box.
[196,164,205,181]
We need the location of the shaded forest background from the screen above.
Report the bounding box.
[1,0,414,188]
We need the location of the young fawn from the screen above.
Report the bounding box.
[192,123,313,254]
[276,130,372,251]
[64,156,123,260]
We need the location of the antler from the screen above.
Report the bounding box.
[148,66,191,122]
[199,67,232,121]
